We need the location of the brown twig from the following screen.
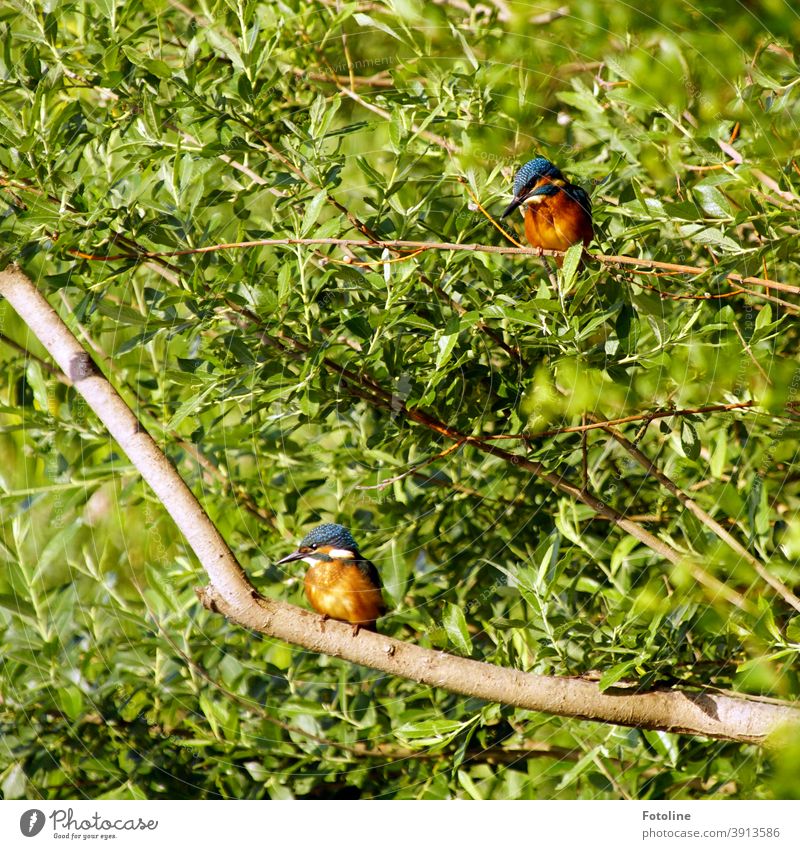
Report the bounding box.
[0,331,69,383]
[732,320,772,385]
[355,439,466,490]
[338,86,458,153]
[291,67,396,89]
[64,236,800,300]
[636,279,745,301]
[483,402,756,441]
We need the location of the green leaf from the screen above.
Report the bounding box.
[435,331,458,369]
[0,593,37,625]
[598,660,638,691]
[693,185,733,218]
[354,13,404,43]
[396,718,464,746]
[199,692,220,739]
[449,22,479,70]
[755,596,782,642]
[301,189,328,236]
[206,29,244,71]
[642,730,679,766]
[277,263,293,305]
[680,419,701,461]
[94,0,117,22]
[166,383,216,429]
[560,243,583,291]
[1,763,28,799]
[443,602,472,655]
[144,59,172,80]
[748,476,770,537]
[457,769,484,799]
[678,224,742,252]
[710,430,727,478]
[57,685,84,721]
[754,303,772,331]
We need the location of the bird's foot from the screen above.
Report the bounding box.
[351,623,361,637]
[319,613,330,631]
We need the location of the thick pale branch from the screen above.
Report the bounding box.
[196,585,798,745]
[2,263,798,745]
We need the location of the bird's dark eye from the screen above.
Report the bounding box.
[310,543,318,550]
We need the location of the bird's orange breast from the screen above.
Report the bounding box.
[304,560,384,628]
[524,189,593,265]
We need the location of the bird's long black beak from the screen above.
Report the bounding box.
[501,192,528,219]
[276,549,305,565]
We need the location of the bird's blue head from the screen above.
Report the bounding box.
[502,156,564,218]
[299,523,357,551]
[276,523,360,564]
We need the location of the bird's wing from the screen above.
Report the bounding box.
[566,184,592,212]
[356,557,386,607]
[356,557,383,588]
[529,183,560,199]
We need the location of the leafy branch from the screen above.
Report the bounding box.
[2,263,798,745]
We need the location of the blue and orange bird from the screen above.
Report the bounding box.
[501,156,593,266]
[277,523,386,634]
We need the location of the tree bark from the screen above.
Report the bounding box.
[2,263,798,746]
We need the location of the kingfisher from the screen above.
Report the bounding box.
[276,523,386,634]
[501,156,593,266]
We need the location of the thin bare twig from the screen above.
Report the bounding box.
[338,86,458,153]
[65,236,800,301]
[732,320,772,385]
[0,331,68,383]
[355,439,466,490]
[484,402,756,441]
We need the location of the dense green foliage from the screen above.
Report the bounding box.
[1,0,800,799]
